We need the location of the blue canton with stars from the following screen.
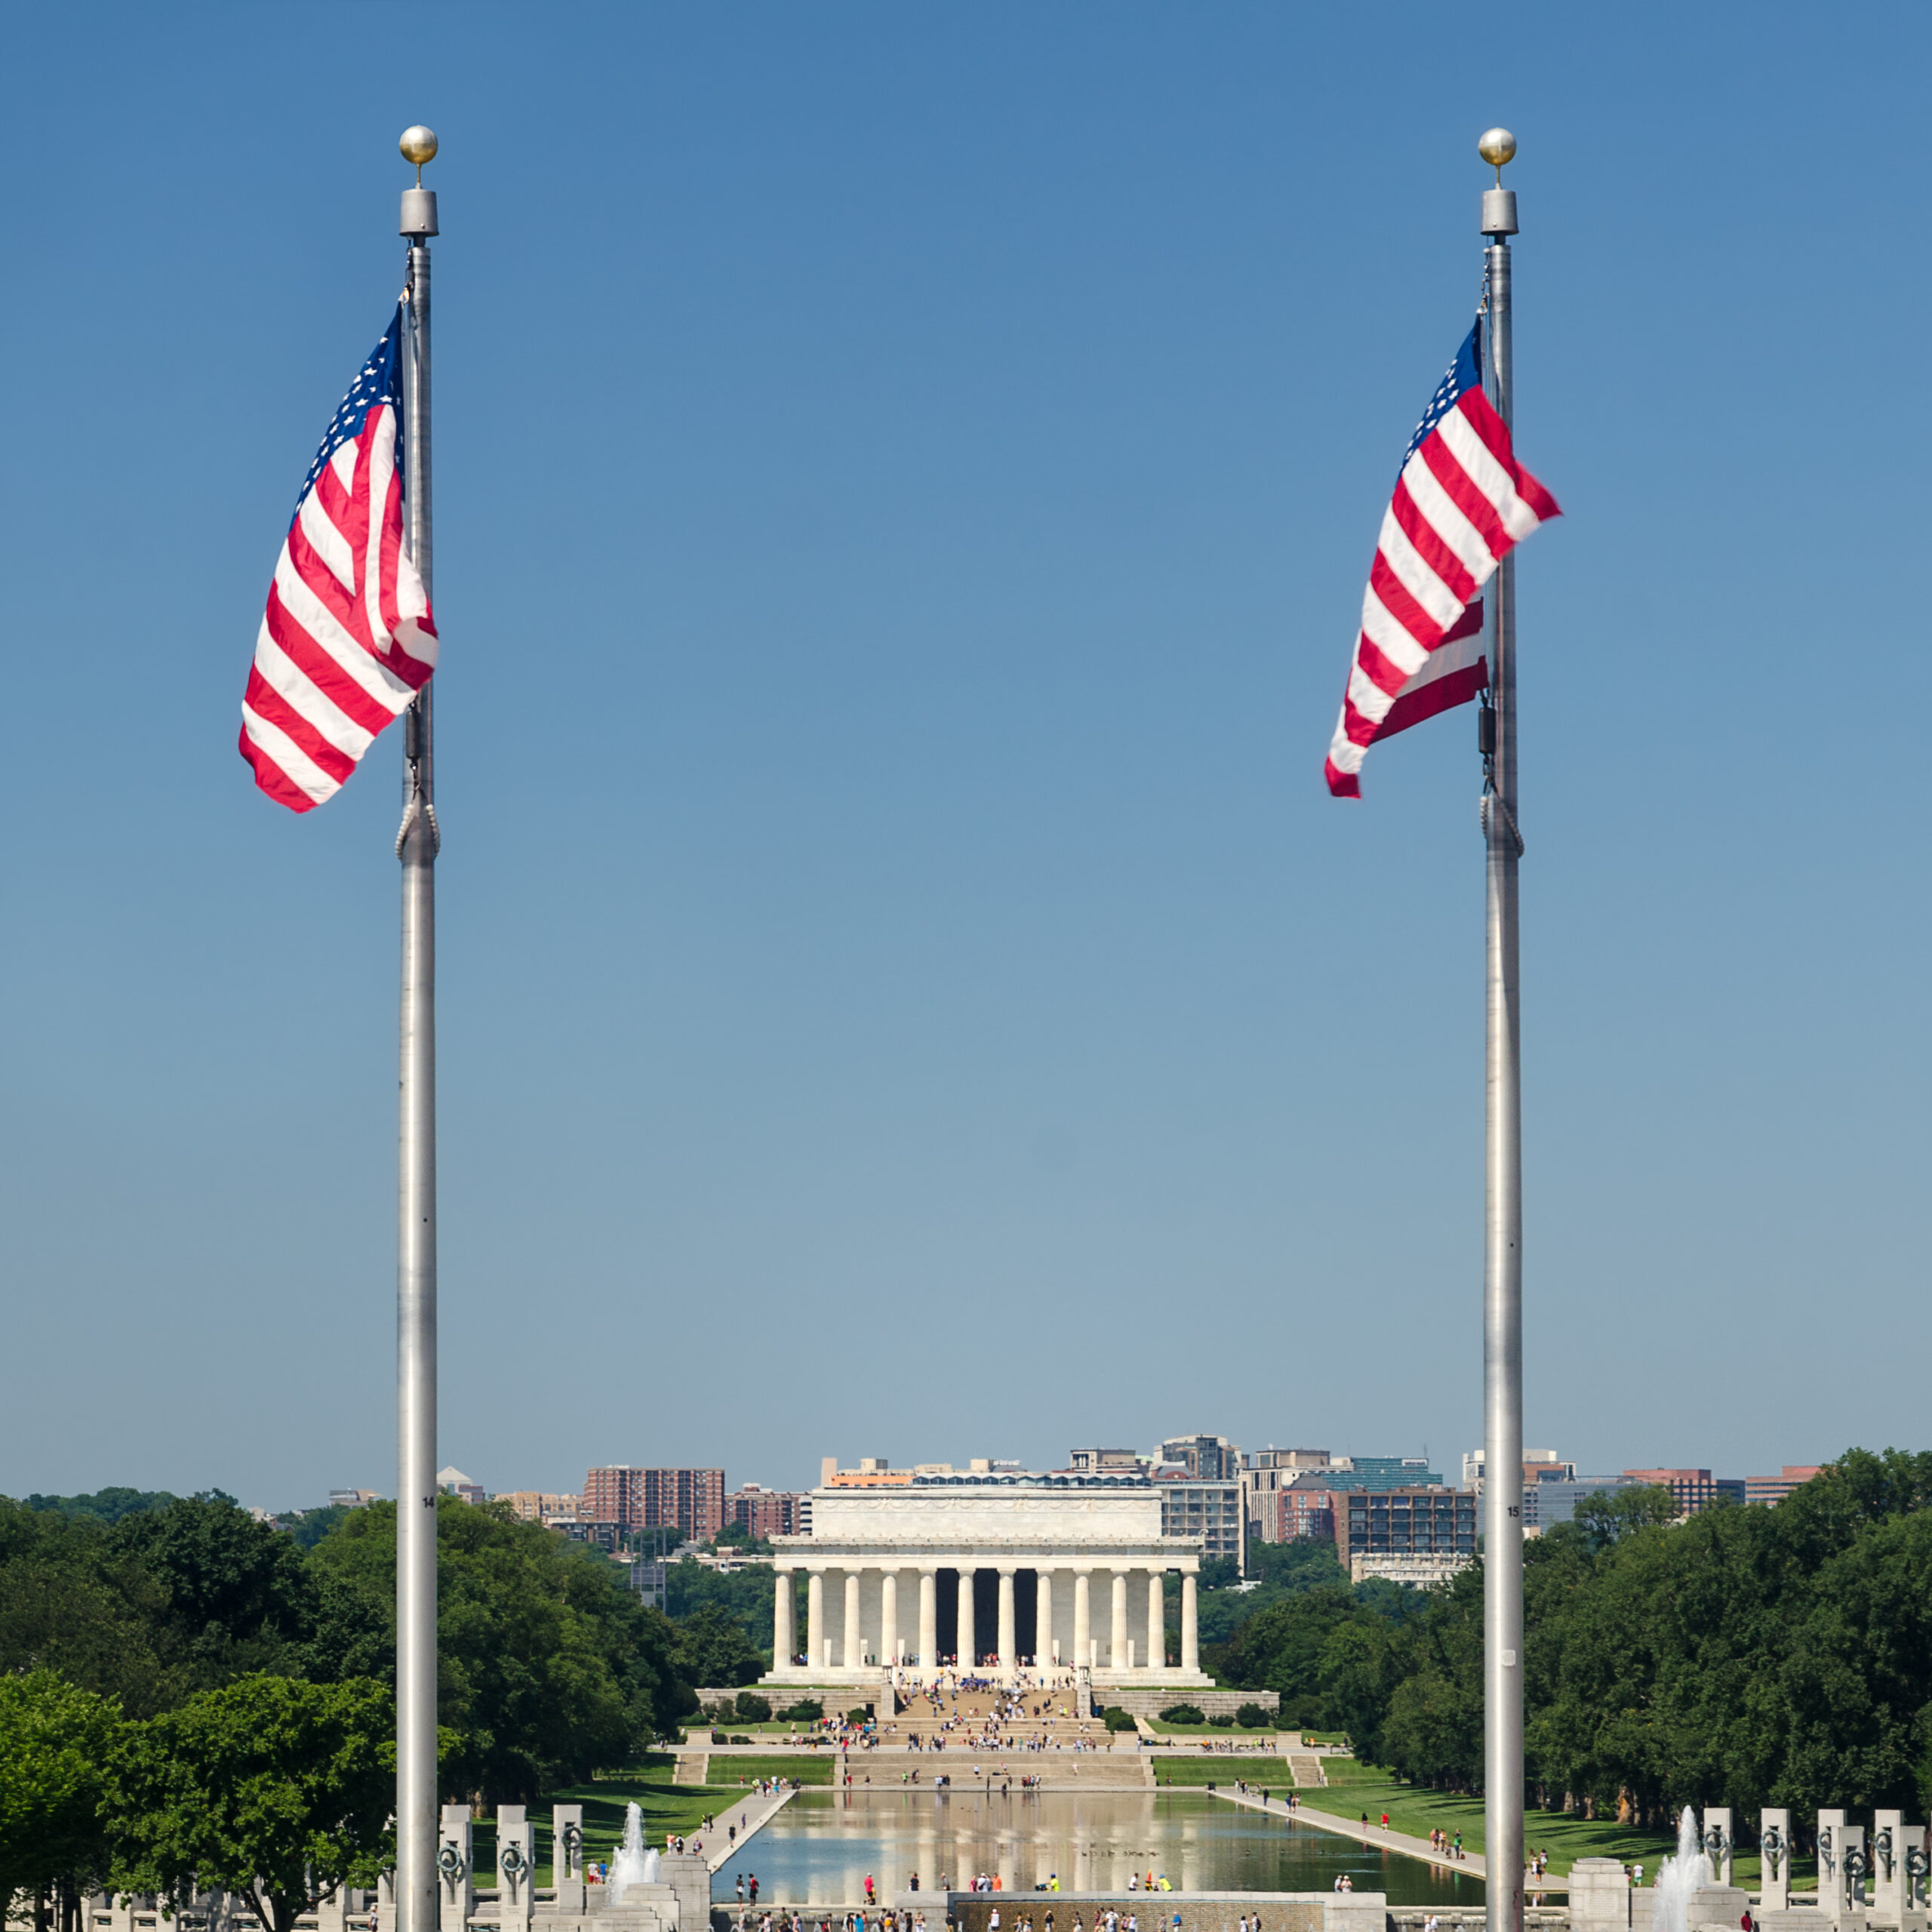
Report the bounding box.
[293,306,405,522]
[1401,319,1484,472]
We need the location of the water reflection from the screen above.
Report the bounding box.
[710,1792,1483,1909]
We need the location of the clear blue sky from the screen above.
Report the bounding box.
[2,5,1923,1512]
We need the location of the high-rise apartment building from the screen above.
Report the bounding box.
[1244,1475,1342,1546]
[1153,1467,1244,1567]
[582,1466,726,1539]
[728,1484,806,1539]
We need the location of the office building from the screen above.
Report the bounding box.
[436,1466,485,1506]
[1534,1475,1635,1526]
[1745,1466,1823,1506]
[1623,1469,1747,1517]
[1158,1435,1245,1482]
[1464,1449,1579,1529]
[1344,1486,1477,1580]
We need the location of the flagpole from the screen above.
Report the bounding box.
[1477,128,1524,1932]
[395,125,441,1932]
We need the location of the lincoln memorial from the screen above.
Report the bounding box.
[761,1469,1211,1689]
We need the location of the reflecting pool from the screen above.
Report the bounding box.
[710,1792,1484,1909]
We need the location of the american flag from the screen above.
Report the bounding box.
[1324,319,1558,798]
[239,308,437,811]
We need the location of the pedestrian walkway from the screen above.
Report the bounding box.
[705,1783,796,1872]
[1207,1783,1487,1879]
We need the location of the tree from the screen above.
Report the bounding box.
[665,1557,776,1661]
[23,1492,177,1527]
[105,1675,392,1932]
[0,1672,120,1924]
[308,1497,690,1801]
[672,1604,764,1689]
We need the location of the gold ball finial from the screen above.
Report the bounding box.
[1477,127,1516,183]
[399,125,438,185]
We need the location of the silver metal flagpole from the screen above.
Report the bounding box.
[395,122,441,1932]
[1477,125,1524,1932]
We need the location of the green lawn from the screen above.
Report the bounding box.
[705,1755,835,1786]
[465,1754,827,1885]
[1154,1760,1292,1788]
[1296,1775,1690,1881]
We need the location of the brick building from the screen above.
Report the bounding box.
[728,1484,806,1539]
[582,1465,726,1539]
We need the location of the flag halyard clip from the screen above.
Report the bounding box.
[1479,792,1524,857]
[395,797,441,860]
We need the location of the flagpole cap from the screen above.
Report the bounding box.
[399,127,439,238]
[1478,129,1518,237]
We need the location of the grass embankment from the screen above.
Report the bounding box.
[1296,1762,1791,1883]
[470,1752,828,1884]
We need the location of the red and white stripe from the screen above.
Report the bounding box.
[239,404,436,812]
[1324,383,1558,798]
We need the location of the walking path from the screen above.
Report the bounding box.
[1207,1784,1487,1880]
[704,1783,797,1872]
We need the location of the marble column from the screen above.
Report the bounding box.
[918,1567,938,1670]
[843,1571,863,1667]
[1147,1571,1166,1671]
[1874,1811,1903,1927]
[997,1567,1017,1672]
[437,1806,472,1932]
[495,1805,534,1931]
[1072,1569,1091,1672]
[958,1566,977,1669]
[881,1570,899,1666]
[774,1570,794,1667]
[1109,1570,1128,1669]
[1759,1808,1792,1912]
[1819,1813,1847,1922]
[1180,1571,1199,1673]
[807,1569,826,1672]
[1036,1569,1054,1667]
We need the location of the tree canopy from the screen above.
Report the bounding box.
[0,1672,118,1921]
[1217,1452,1932,1829]
[105,1675,393,1932]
